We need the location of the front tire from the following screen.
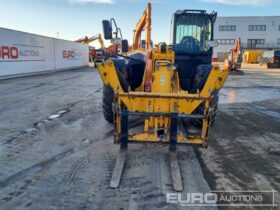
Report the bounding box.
[102,85,114,123]
[191,92,219,128]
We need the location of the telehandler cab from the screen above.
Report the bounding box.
[97,4,229,191]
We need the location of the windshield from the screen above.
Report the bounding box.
[174,14,212,53]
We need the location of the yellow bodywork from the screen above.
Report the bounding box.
[98,46,229,147]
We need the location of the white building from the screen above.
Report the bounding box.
[213,16,280,61]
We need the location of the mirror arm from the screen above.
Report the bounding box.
[110,18,123,40]
[109,18,125,54]
[117,28,123,40]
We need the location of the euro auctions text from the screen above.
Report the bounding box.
[0,45,44,61]
[166,190,277,207]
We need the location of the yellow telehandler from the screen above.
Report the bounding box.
[98,4,229,191]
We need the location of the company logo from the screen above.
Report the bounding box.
[63,50,75,59]
[0,46,19,59]
[0,44,44,62]
[166,190,277,207]
[62,49,83,60]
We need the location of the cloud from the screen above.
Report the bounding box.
[67,0,114,4]
[200,0,273,6]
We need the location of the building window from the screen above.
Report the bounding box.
[219,25,236,31]
[279,25,280,31]
[215,39,235,45]
[278,39,280,44]
[248,25,266,31]
[247,39,265,48]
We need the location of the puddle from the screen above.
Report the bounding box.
[47,109,69,120]
[48,114,61,120]
[24,128,37,134]
[57,110,68,115]
[219,87,280,104]
[5,109,70,144]
[82,139,92,145]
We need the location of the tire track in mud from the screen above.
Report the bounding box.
[198,109,280,193]
[3,98,84,144]
[61,158,88,186]
[0,92,99,162]
[0,103,82,171]
[78,141,118,210]
[0,84,69,107]
[57,157,89,210]
[0,139,94,189]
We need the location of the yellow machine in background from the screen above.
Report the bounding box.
[99,4,229,191]
[243,50,263,64]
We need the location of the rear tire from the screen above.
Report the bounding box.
[191,92,219,128]
[102,85,114,123]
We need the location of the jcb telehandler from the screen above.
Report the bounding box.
[97,4,229,191]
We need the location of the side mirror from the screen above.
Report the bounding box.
[122,39,129,53]
[102,20,112,40]
[208,40,218,48]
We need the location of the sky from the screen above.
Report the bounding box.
[1,0,279,47]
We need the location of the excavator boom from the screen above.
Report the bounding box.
[75,34,105,49]
[132,3,151,50]
[224,37,242,71]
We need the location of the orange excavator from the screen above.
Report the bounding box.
[132,3,151,50]
[75,34,105,66]
[224,37,243,72]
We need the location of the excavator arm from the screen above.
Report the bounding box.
[231,37,241,64]
[224,37,242,71]
[132,3,151,50]
[98,36,105,49]
[75,34,105,49]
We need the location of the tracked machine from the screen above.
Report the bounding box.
[97,4,229,191]
[224,37,244,74]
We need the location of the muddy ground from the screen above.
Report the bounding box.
[198,69,280,209]
[0,66,279,210]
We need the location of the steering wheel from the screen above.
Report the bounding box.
[180,36,200,51]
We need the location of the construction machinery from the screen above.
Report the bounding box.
[98,4,229,191]
[259,50,280,68]
[75,34,105,66]
[224,37,243,73]
[243,50,263,64]
[132,2,151,50]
